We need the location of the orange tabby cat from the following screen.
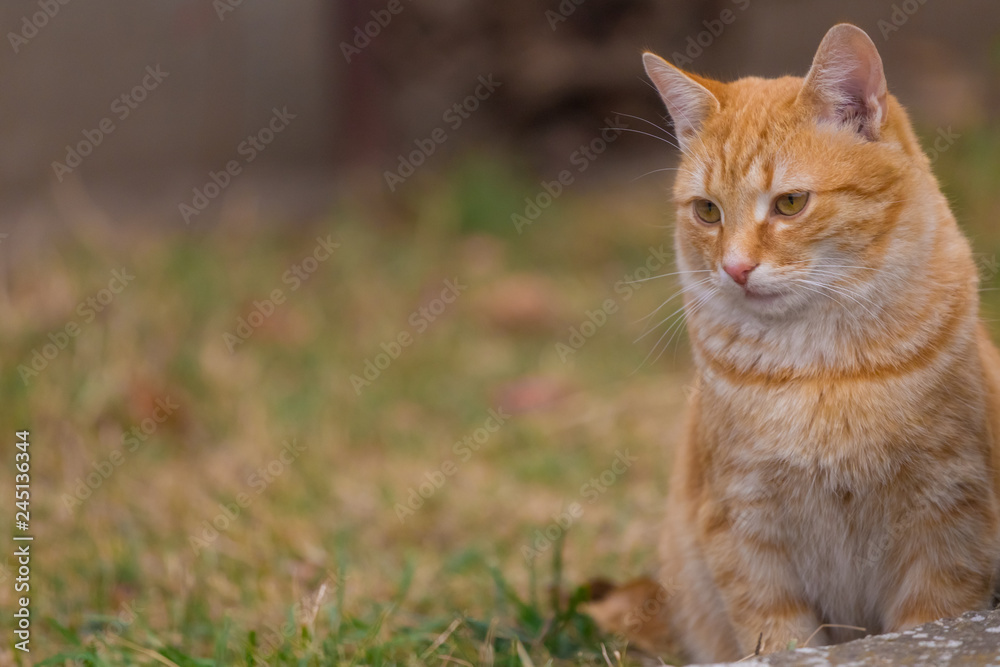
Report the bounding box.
[596,24,1000,661]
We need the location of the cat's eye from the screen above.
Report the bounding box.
[694,199,722,224]
[774,192,809,217]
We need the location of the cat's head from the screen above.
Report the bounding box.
[643,24,927,320]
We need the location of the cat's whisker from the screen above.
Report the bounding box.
[651,289,717,366]
[805,268,883,277]
[803,269,902,296]
[634,277,716,329]
[652,303,694,362]
[624,269,712,285]
[634,294,700,373]
[611,110,675,139]
[802,269,884,287]
[799,277,881,310]
[783,259,891,275]
[808,266,892,276]
[806,279,883,311]
[635,299,691,344]
[615,127,687,153]
[612,110,694,159]
[664,289,717,363]
[641,318,683,370]
[793,278,881,321]
[788,280,859,323]
[632,167,697,182]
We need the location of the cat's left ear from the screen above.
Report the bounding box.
[643,52,720,150]
[798,24,888,141]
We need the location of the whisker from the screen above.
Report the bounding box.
[662,289,717,364]
[650,289,716,366]
[624,269,711,285]
[632,166,697,182]
[808,265,891,274]
[611,110,692,159]
[634,306,689,373]
[807,279,883,310]
[782,259,890,274]
[803,269,878,285]
[611,111,675,139]
[635,299,691,343]
[788,280,858,322]
[793,278,881,321]
[634,277,716,328]
[615,127,686,152]
[802,269,902,296]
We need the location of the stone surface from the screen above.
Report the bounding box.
[693,610,1000,666]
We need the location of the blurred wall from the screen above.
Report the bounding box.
[0,0,333,197]
[0,0,997,203]
[354,0,1000,175]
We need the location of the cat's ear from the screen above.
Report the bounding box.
[643,52,720,149]
[798,24,888,141]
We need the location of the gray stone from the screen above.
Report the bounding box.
[692,610,1000,666]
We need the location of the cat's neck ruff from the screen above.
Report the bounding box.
[680,221,979,386]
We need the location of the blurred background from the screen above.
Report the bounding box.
[2,0,998,219]
[2,1,999,664]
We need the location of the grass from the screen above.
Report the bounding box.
[3,124,1000,665]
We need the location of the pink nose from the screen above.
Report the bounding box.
[723,261,757,286]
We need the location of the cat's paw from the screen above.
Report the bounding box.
[580,576,678,656]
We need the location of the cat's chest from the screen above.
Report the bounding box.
[699,375,917,481]
[719,459,892,628]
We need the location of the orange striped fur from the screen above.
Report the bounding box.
[625,24,1000,661]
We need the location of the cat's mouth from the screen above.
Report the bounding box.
[742,287,785,302]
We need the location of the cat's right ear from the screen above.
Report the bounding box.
[798,24,888,141]
[642,52,720,150]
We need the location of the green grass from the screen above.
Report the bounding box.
[4,127,1000,665]
[35,546,608,666]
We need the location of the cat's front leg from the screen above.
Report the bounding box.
[881,488,997,631]
[701,517,826,655]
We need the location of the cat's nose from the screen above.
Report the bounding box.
[723,260,757,286]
